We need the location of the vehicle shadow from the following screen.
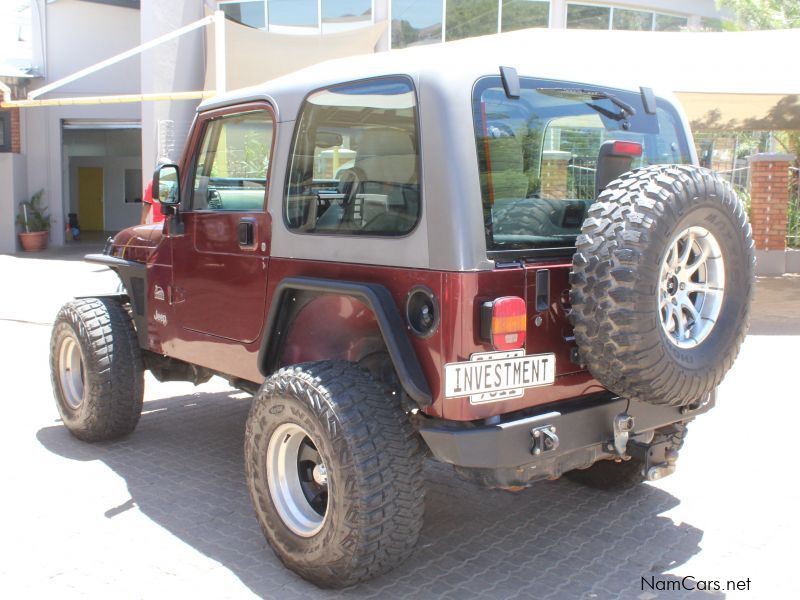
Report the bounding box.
[37,391,722,600]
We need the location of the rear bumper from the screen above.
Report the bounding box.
[419,393,713,482]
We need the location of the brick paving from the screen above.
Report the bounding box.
[0,253,797,599]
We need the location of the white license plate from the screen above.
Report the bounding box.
[444,350,556,404]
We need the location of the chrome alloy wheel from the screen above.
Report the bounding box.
[58,336,85,409]
[658,225,725,348]
[266,423,329,537]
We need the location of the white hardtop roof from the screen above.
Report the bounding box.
[200,29,669,119]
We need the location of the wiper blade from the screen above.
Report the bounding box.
[538,87,637,119]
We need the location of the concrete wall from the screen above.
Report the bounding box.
[41,0,141,95]
[20,0,142,246]
[0,153,28,254]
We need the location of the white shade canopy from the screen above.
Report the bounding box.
[204,14,386,97]
[207,23,800,131]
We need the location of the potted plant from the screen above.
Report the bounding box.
[16,190,50,252]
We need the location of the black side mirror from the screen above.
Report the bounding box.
[152,164,181,206]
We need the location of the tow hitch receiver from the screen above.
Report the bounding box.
[628,424,684,481]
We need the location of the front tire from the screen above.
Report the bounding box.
[50,298,144,441]
[244,361,425,588]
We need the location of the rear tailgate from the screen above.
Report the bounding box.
[440,261,604,421]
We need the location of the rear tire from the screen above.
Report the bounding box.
[50,298,144,441]
[244,361,425,588]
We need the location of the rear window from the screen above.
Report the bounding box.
[285,77,420,236]
[473,77,691,256]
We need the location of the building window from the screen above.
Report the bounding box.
[219,0,266,29]
[285,77,421,236]
[501,0,549,32]
[611,7,652,31]
[323,0,372,32]
[0,111,10,152]
[446,0,499,41]
[566,3,610,29]
[655,13,688,31]
[219,1,377,33]
[391,0,443,48]
[269,0,319,28]
[700,16,724,31]
[566,3,688,32]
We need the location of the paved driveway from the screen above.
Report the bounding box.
[0,250,797,599]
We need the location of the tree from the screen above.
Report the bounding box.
[717,0,800,30]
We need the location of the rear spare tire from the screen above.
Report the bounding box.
[569,165,754,407]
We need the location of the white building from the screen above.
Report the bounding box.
[0,0,729,252]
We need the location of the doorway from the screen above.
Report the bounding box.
[62,122,142,240]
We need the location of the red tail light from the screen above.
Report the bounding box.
[487,296,527,351]
[612,140,643,157]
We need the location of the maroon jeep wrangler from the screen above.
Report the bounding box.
[49,40,754,587]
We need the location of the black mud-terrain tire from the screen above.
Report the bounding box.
[244,361,425,588]
[566,423,689,490]
[570,165,755,407]
[50,298,144,441]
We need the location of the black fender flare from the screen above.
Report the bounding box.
[84,253,148,347]
[258,277,432,407]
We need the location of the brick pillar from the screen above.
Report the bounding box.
[540,151,570,199]
[9,107,21,154]
[748,153,794,252]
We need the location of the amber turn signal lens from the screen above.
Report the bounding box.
[491,296,527,351]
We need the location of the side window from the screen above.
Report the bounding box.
[285,78,420,236]
[191,110,274,211]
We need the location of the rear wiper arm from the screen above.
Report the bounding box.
[540,87,637,120]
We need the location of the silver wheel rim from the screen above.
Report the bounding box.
[58,336,85,409]
[266,423,328,537]
[658,225,725,348]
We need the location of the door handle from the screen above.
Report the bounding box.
[238,219,256,247]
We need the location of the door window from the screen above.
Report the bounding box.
[191,110,274,211]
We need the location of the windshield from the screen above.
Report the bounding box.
[473,77,691,256]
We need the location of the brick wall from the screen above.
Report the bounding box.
[10,107,20,154]
[1,107,21,154]
[748,153,794,251]
[540,151,570,200]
